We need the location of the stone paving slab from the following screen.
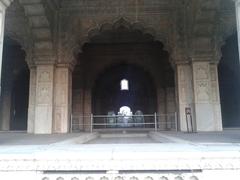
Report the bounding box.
[0,132,82,145]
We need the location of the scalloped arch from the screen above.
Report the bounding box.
[63,17,171,64]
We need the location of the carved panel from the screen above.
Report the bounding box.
[38,71,51,82]
[174,177,183,180]
[129,177,138,180]
[57,177,64,180]
[55,85,67,105]
[29,68,36,106]
[86,177,94,180]
[145,176,153,180]
[189,176,199,180]
[194,63,209,80]
[193,62,211,103]
[100,176,109,180]
[37,85,51,104]
[72,178,79,180]
[160,177,168,180]
[54,107,63,132]
[115,176,124,180]
[38,174,205,180]
[210,66,217,81]
[196,81,210,101]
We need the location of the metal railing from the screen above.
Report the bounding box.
[70,112,177,133]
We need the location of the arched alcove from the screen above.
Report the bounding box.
[0,36,29,131]
[72,18,175,131]
[219,33,240,128]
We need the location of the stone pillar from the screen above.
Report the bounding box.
[0,85,12,130]
[176,63,195,131]
[157,87,166,130]
[0,0,11,96]
[166,87,176,129]
[83,88,92,131]
[53,64,72,133]
[210,63,223,131]
[235,0,240,60]
[192,61,213,131]
[34,65,54,134]
[27,67,36,133]
[0,0,13,130]
[192,61,222,131]
[72,89,84,131]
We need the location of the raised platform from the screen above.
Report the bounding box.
[0,130,240,179]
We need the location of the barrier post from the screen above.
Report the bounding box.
[70,114,73,133]
[90,114,93,133]
[154,112,157,131]
[175,112,178,132]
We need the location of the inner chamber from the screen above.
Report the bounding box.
[72,21,175,130]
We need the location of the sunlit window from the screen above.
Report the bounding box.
[120,79,129,90]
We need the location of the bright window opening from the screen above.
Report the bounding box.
[119,106,132,116]
[120,79,129,90]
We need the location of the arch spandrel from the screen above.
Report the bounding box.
[61,17,173,65]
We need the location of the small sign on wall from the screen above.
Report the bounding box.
[185,107,194,133]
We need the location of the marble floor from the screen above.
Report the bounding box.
[0,130,240,179]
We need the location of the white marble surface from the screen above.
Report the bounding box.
[0,131,240,179]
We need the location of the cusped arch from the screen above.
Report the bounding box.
[5,0,34,66]
[63,17,171,64]
[87,18,156,45]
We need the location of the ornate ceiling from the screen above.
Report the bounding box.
[3,0,237,65]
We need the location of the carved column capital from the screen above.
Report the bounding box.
[56,63,75,72]
[33,54,56,66]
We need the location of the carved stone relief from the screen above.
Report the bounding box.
[39,71,51,82]
[37,85,51,104]
[54,107,63,132]
[100,176,109,180]
[129,176,138,180]
[86,176,94,180]
[159,177,168,180]
[189,176,198,180]
[115,176,124,180]
[193,62,211,103]
[196,81,209,101]
[194,63,209,80]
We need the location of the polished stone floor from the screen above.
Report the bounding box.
[1,129,240,145]
[0,130,240,178]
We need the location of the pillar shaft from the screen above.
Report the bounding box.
[235,0,240,60]
[176,63,195,131]
[192,61,214,131]
[0,2,7,96]
[210,63,222,130]
[83,88,92,131]
[27,67,36,133]
[157,87,166,130]
[34,65,54,134]
[166,87,176,129]
[192,61,222,131]
[0,1,13,130]
[176,61,222,132]
[0,86,11,130]
[72,89,84,131]
[53,65,72,133]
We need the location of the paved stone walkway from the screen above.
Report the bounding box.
[0,129,240,145]
[0,130,240,179]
